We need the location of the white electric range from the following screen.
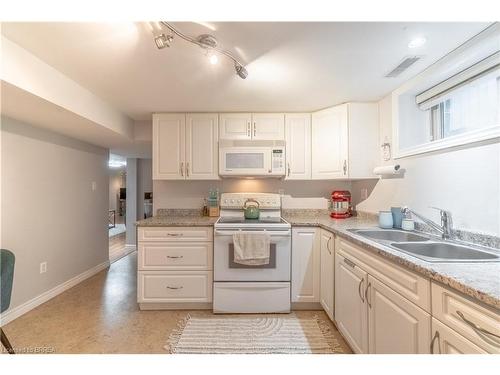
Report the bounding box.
[213,193,291,313]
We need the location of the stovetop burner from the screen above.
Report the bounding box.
[217,217,287,225]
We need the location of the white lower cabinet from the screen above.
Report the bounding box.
[137,226,213,309]
[431,318,486,354]
[335,253,368,353]
[291,227,320,303]
[319,229,334,320]
[367,275,431,353]
[335,238,431,354]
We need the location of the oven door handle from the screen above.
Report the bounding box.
[214,229,291,237]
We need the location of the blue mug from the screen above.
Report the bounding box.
[378,211,393,229]
[391,207,403,229]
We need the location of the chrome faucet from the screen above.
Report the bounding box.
[401,206,453,240]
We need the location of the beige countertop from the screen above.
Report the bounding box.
[136,210,500,310]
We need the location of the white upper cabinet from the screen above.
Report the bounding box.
[285,113,311,180]
[153,113,219,180]
[185,114,219,180]
[252,113,285,140]
[291,228,320,304]
[153,113,186,180]
[311,105,348,179]
[219,113,285,141]
[311,103,378,179]
[219,113,252,140]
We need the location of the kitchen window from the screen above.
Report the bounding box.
[394,49,500,158]
[422,67,500,142]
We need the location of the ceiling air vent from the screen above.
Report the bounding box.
[385,56,421,78]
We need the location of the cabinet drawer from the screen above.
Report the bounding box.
[336,237,431,312]
[138,271,212,303]
[432,283,500,353]
[431,318,486,354]
[138,242,213,271]
[138,226,213,242]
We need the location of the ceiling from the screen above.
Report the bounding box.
[1,22,491,121]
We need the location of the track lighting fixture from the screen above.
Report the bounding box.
[154,22,248,79]
[154,33,174,49]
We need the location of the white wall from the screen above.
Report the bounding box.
[125,158,137,246]
[355,95,500,236]
[1,116,109,311]
[153,179,356,212]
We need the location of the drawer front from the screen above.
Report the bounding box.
[431,318,486,354]
[138,271,213,303]
[336,237,431,312]
[138,242,213,270]
[432,283,500,353]
[138,227,213,242]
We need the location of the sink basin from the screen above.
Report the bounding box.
[350,229,429,242]
[391,242,500,263]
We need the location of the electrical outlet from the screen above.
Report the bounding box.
[40,262,47,274]
[91,181,97,191]
[360,188,368,200]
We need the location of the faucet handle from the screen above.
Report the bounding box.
[429,206,451,215]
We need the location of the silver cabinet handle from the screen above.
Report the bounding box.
[343,258,356,268]
[326,236,332,254]
[358,278,365,303]
[253,122,256,137]
[166,233,183,237]
[166,255,184,259]
[343,160,347,175]
[430,330,441,354]
[180,162,184,177]
[186,162,190,177]
[365,282,372,308]
[166,286,183,290]
[287,163,291,177]
[247,122,251,137]
[456,310,500,342]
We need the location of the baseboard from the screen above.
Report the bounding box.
[0,260,110,326]
[110,244,136,264]
[291,302,323,310]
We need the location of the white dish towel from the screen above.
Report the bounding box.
[232,231,271,266]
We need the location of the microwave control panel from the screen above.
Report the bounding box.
[271,149,285,172]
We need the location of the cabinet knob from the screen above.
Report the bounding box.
[343,160,347,175]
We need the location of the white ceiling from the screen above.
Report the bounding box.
[1,22,491,121]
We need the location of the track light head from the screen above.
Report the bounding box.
[235,63,248,79]
[154,33,173,49]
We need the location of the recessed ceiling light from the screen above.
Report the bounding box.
[209,53,219,65]
[408,37,426,49]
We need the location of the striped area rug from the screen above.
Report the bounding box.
[165,314,345,354]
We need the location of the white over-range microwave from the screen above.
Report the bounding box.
[219,140,286,177]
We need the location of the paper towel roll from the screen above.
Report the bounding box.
[373,165,401,175]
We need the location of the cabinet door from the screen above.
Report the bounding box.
[185,113,219,180]
[252,113,285,140]
[431,318,486,354]
[320,229,334,321]
[219,113,252,140]
[335,253,368,353]
[291,228,320,303]
[311,105,348,179]
[367,275,431,353]
[153,114,185,180]
[285,113,311,180]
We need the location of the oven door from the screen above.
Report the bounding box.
[219,147,271,176]
[214,229,291,282]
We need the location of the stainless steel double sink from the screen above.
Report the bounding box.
[347,229,500,263]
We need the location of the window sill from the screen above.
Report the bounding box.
[394,126,500,159]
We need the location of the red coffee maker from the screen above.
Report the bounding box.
[330,190,352,219]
